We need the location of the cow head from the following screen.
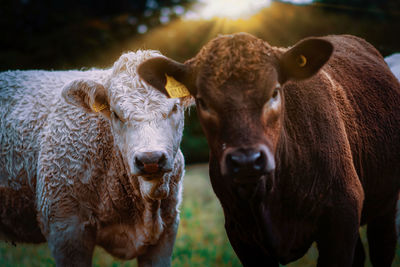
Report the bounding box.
[138,33,332,190]
[62,50,191,200]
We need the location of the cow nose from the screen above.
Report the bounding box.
[134,151,168,175]
[226,149,265,174]
[224,146,275,181]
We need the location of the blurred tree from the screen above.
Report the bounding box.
[0,0,194,69]
[0,0,196,30]
[314,0,400,15]
[1,0,399,164]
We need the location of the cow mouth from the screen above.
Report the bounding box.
[139,167,172,181]
[233,175,264,184]
[139,172,171,200]
[234,174,273,199]
[232,170,268,184]
[140,172,166,181]
[148,183,170,200]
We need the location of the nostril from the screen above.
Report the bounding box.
[253,151,266,171]
[226,154,240,173]
[135,156,145,170]
[227,154,236,165]
[158,153,167,167]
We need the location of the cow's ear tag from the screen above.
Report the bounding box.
[92,102,108,112]
[165,74,190,98]
[297,54,307,67]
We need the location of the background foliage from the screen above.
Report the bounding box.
[1,0,400,265]
[1,0,400,163]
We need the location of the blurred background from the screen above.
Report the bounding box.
[1,0,400,266]
[1,0,400,163]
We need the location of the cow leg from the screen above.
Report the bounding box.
[137,218,179,267]
[367,199,397,267]
[225,224,279,267]
[316,208,360,267]
[0,185,45,243]
[47,215,96,267]
[352,234,365,267]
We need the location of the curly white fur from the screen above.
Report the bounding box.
[0,50,189,266]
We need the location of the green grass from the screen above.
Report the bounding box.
[172,164,241,267]
[1,164,399,266]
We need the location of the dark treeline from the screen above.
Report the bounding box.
[1,0,399,163]
[2,0,398,33]
[316,0,400,10]
[1,0,182,33]
[313,0,400,18]
[1,0,399,70]
[0,0,193,69]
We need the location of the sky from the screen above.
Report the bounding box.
[184,0,314,20]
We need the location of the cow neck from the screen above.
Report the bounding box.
[273,119,332,217]
[141,200,164,242]
[110,143,165,227]
[100,140,143,216]
[208,157,275,247]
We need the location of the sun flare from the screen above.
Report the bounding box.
[187,0,272,20]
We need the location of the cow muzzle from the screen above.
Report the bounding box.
[133,150,172,180]
[222,145,275,184]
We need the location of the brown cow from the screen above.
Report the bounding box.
[138,33,400,266]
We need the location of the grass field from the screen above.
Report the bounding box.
[1,164,399,266]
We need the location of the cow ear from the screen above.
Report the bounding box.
[138,57,196,98]
[62,79,111,117]
[279,38,333,83]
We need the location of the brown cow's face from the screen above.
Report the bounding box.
[138,33,333,187]
[194,60,282,183]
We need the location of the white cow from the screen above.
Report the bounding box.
[385,53,400,81]
[0,50,191,266]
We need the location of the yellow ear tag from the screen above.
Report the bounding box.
[297,54,307,67]
[92,102,108,112]
[165,74,190,98]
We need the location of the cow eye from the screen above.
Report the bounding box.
[112,111,122,122]
[271,88,279,100]
[171,103,178,113]
[196,98,208,111]
[167,103,179,118]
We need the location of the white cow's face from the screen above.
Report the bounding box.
[107,80,185,200]
[62,50,190,200]
[108,90,183,177]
